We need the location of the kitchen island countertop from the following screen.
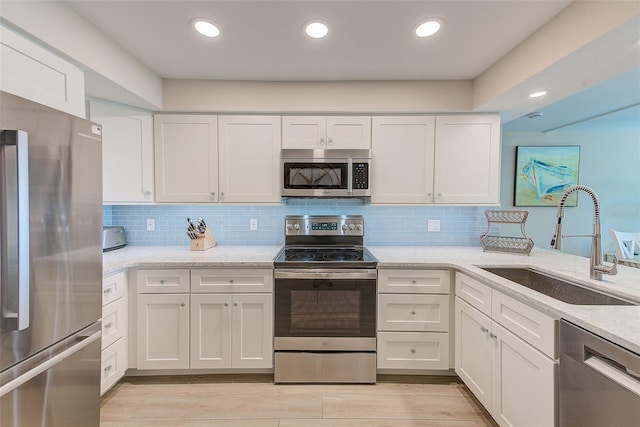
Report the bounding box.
[104,245,640,354]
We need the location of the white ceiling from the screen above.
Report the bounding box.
[63,0,640,130]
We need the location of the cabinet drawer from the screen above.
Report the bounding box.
[378,294,449,332]
[103,271,126,305]
[491,290,557,359]
[102,297,127,350]
[101,337,127,395]
[455,273,492,316]
[378,269,450,294]
[191,268,273,293]
[137,269,190,293]
[377,331,450,370]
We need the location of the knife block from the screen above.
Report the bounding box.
[190,227,216,251]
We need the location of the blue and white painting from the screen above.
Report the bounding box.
[514,146,580,206]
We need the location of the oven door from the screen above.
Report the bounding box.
[274,269,376,351]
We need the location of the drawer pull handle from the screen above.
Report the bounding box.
[229,279,234,284]
[489,332,497,339]
[104,288,113,294]
[160,280,166,284]
[411,349,416,354]
[104,365,112,372]
[104,322,113,329]
[480,327,489,333]
[411,311,416,315]
[411,280,417,284]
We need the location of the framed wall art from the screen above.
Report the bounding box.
[514,145,580,207]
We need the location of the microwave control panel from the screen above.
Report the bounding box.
[353,163,369,189]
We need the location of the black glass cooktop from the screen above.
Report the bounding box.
[274,246,378,268]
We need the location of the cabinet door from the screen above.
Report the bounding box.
[434,115,501,204]
[232,294,273,369]
[371,116,435,204]
[218,115,281,203]
[90,100,154,204]
[154,114,218,202]
[491,322,556,427]
[455,296,492,410]
[282,116,326,148]
[0,24,85,117]
[190,294,232,369]
[136,294,189,370]
[326,116,371,149]
[378,294,450,332]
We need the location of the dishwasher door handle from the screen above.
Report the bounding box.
[584,352,640,396]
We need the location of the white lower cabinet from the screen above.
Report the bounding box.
[135,268,273,372]
[455,273,557,427]
[136,293,190,370]
[101,271,128,395]
[377,269,451,371]
[190,293,273,369]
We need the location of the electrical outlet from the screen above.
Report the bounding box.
[250,218,258,231]
[146,218,155,231]
[427,219,440,232]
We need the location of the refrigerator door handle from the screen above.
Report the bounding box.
[0,329,101,398]
[0,129,30,330]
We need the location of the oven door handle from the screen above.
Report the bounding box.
[274,269,377,280]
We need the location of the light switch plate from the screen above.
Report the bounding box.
[146,218,155,231]
[427,219,440,232]
[250,218,258,231]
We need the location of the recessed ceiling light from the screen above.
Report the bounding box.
[414,19,442,38]
[529,90,548,98]
[192,18,220,38]
[305,20,329,39]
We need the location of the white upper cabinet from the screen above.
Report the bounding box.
[282,116,371,149]
[371,116,436,204]
[434,115,501,204]
[218,115,281,203]
[0,24,85,117]
[89,100,154,204]
[154,114,218,203]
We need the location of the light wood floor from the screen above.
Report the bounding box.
[101,375,498,427]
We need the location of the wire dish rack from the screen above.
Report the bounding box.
[480,210,535,255]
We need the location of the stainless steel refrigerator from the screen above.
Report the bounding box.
[0,91,103,426]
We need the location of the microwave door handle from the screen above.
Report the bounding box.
[347,157,353,194]
[0,130,30,331]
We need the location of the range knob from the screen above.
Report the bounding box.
[349,224,355,230]
[293,224,300,231]
[342,224,348,231]
[286,223,293,231]
[356,224,362,231]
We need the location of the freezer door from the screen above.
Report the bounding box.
[0,91,103,372]
[0,322,102,427]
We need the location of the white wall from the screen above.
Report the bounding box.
[501,128,640,257]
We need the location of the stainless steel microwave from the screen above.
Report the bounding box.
[281,149,371,198]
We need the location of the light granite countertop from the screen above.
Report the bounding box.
[103,244,640,354]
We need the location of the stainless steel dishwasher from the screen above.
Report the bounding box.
[559,319,640,426]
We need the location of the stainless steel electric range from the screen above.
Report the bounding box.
[273,215,378,384]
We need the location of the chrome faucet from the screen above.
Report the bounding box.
[550,185,617,280]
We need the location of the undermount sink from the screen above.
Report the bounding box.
[479,267,636,306]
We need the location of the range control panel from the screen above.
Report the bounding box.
[284,215,364,236]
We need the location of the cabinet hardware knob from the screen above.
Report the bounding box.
[411,349,416,354]
[411,311,416,315]
[224,302,229,307]
[159,280,166,284]
[104,288,113,294]
[234,302,238,307]
[480,327,489,333]
[328,137,333,145]
[229,279,234,284]
[104,322,113,329]
[143,190,151,196]
[180,303,186,307]
[411,280,417,284]
[320,138,325,145]
[489,332,497,339]
[104,365,112,372]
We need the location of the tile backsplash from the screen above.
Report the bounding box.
[103,200,489,247]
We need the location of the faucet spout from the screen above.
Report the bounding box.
[551,185,618,280]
